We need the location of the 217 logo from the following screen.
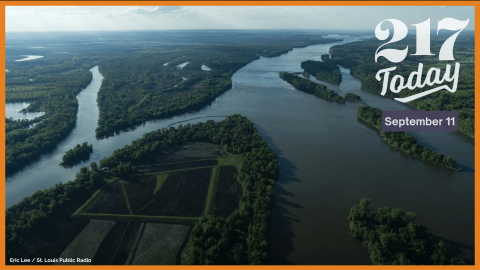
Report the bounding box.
[374,18,469,103]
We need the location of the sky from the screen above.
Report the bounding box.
[6,6,475,32]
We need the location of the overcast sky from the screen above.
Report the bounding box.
[6,6,474,32]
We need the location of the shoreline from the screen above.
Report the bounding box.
[356,115,457,170]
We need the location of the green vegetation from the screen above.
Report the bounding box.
[5,116,46,133]
[5,56,101,175]
[348,198,462,265]
[301,56,342,85]
[154,174,169,195]
[330,35,474,138]
[204,167,220,216]
[61,142,93,166]
[7,115,279,265]
[279,72,345,103]
[6,163,106,258]
[345,93,361,102]
[95,39,340,138]
[6,36,340,175]
[357,106,456,168]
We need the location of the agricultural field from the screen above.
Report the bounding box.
[214,166,243,218]
[56,220,116,265]
[60,142,244,264]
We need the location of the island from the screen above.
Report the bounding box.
[61,142,93,166]
[279,72,345,103]
[357,106,457,169]
[349,198,462,265]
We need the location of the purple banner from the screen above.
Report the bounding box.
[382,111,458,132]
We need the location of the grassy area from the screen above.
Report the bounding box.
[218,155,244,169]
[204,166,220,216]
[154,173,169,195]
[120,182,133,215]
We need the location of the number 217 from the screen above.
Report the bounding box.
[375,18,470,63]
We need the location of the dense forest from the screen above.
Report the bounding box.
[61,142,93,166]
[345,93,361,102]
[95,38,340,138]
[6,61,97,175]
[330,34,474,138]
[279,72,345,103]
[6,115,279,265]
[348,198,462,265]
[357,106,457,168]
[300,56,342,85]
[5,35,340,175]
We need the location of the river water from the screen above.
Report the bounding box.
[5,37,474,264]
[5,102,44,120]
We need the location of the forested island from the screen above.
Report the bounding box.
[300,55,342,85]
[95,38,340,138]
[279,72,345,103]
[357,106,457,168]
[7,115,279,265]
[61,142,93,166]
[348,198,462,265]
[330,36,474,138]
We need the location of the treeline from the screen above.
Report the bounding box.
[345,93,361,102]
[300,57,342,85]
[5,116,45,133]
[7,115,279,264]
[61,142,93,166]
[279,72,345,103]
[329,35,474,138]
[357,106,456,168]
[348,198,462,265]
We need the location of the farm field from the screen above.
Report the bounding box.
[56,219,116,265]
[214,166,243,218]
[60,142,244,264]
[129,223,191,265]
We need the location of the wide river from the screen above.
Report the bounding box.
[5,37,474,264]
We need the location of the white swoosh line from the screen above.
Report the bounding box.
[394,85,453,103]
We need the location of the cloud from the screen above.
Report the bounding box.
[106,6,182,17]
[5,6,475,32]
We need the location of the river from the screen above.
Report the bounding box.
[5,37,474,264]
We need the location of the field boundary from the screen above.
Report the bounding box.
[137,157,219,167]
[120,183,134,215]
[72,213,200,224]
[204,166,220,216]
[143,165,217,175]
